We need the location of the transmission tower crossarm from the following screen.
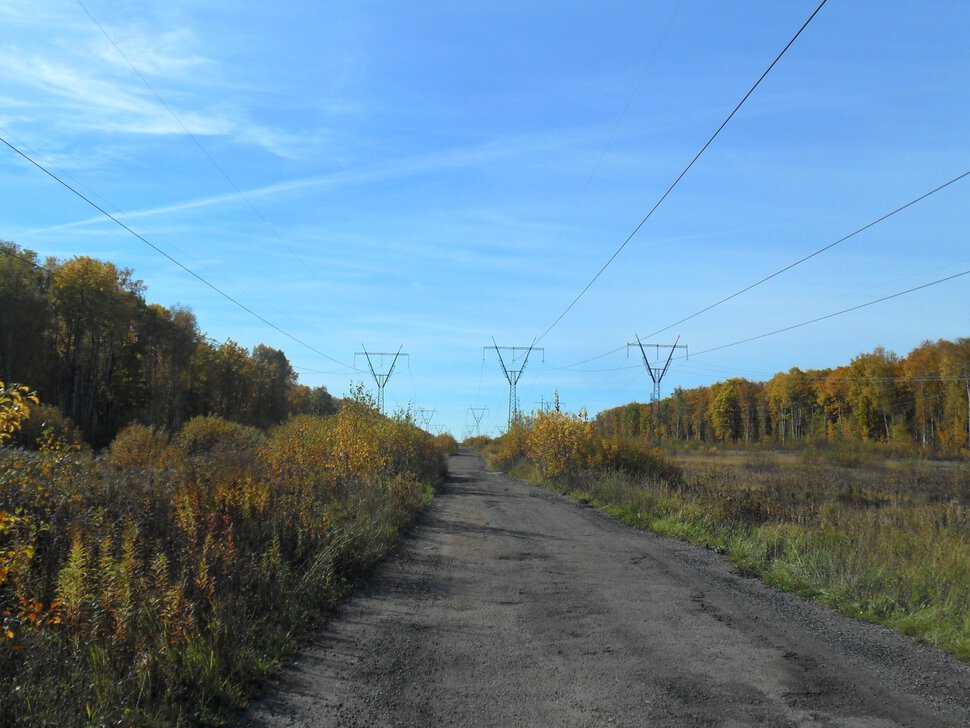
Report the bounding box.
[385,345,404,382]
[629,335,688,403]
[515,340,537,385]
[468,406,488,435]
[486,339,544,429]
[635,334,658,385]
[355,345,409,415]
[488,337,514,385]
[360,345,379,383]
[657,334,681,382]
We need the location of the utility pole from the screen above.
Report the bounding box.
[484,338,544,429]
[467,406,488,436]
[355,345,408,415]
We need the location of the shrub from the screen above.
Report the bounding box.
[526,409,594,480]
[0,402,447,726]
[591,437,683,483]
[434,432,458,456]
[463,434,491,450]
[102,423,174,470]
[177,415,265,459]
[11,403,85,451]
[483,421,530,471]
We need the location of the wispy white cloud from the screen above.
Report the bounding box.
[0,7,299,157]
[92,24,212,79]
[25,126,610,234]
[0,51,301,155]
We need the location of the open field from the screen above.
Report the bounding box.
[479,410,970,663]
[539,447,970,662]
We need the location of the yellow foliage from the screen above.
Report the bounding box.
[485,421,530,470]
[0,380,38,444]
[526,409,595,480]
[0,403,446,723]
[103,423,175,470]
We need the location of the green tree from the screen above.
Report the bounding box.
[249,344,296,427]
[49,256,145,445]
[847,348,899,441]
[0,242,50,387]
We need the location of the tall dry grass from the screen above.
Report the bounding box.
[0,400,448,726]
[483,418,970,662]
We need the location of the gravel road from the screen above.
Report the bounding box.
[236,448,970,727]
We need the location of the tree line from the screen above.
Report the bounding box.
[596,339,970,451]
[0,242,337,446]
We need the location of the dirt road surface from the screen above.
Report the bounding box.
[237,448,970,727]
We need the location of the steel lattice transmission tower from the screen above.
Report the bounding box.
[355,345,408,415]
[627,335,687,402]
[484,338,543,429]
[418,407,437,430]
[467,406,488,436]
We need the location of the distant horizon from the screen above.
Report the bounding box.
[2,1,968,435]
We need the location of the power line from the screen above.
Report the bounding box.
[693,268,970,357]
[0,245,46,272]
[292,364,353,376]
[559,0,684,229]
[73,0,355,320]
[535,0,828,344]
[644,168,970,339]
[0,133,357,372]
[551,167,969,374]
[550,345,627,371]
[552,267,969,388]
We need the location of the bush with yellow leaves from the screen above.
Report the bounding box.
[0,385,446,726]
[526,408,595,480]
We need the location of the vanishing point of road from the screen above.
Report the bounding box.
[238,448,970,727]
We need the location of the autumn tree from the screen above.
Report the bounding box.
[707,379,742,442]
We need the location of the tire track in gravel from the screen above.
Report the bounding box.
[236,448,970,727]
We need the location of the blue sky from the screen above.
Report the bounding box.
[2,1,968,437]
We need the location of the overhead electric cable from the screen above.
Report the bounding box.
[74,0,355,319]
[0,246,46,272]
[550,345,627,371]
[535,0,828,344]
[292,365,353,376]
[693,268,970,357]
[573,0,683,202]
[0,133,357,371]
[555,266,968,383]
[644,169,970,338]
[552,167,968,373]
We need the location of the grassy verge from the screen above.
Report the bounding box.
[1,406,454,726]
[491,446,970,662]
